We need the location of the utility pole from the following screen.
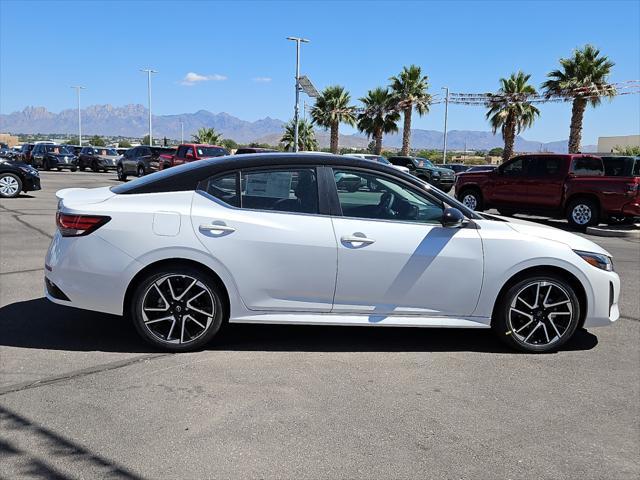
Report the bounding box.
[442,86,449,164]
[286,37,309,152]
[70,86,85,146]
[180,120,184,144]
[140,68,157,145]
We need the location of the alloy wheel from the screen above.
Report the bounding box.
[462,193,477,210]
[140,274,215,345]
[507,280,574,348]
[571,204,592,226]
[0,175,20,197]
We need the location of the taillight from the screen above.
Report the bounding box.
[56,213,110,237]
[626,182,639,195]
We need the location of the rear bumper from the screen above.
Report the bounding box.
[621,199,640,217]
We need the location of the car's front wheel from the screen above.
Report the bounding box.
[0,172,22,198]
[493,275,581,353]
[130,267,226,352]
[458,188,483,211]
[137,165,145,177]
[116,165,127,181]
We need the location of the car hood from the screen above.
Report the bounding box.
[97,155,118,160]
[485,214,611,256]
[433,166,455,175]
[56,186,115,206]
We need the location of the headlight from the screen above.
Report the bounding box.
[18,165,38,175]
[574,250,614,271]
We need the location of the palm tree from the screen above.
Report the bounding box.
[389,65,431,155]
[357,87,400,155]
[192,127,223,145]
[280,119,318,151]
[310,85,356,154]
[486,71,540,163]
[542,45,615,153]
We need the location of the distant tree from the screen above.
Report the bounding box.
[389,65,431,155]
[310,85,356,154]
[488,147,504,157]
[357,87,400,155]
[141,135,150,146]
[542,45,615,153]
[118,139,132,148]
[192,127,223,145]
[64,136,79,145]
[89,135,106,146]
[486,71,540,162]
[614,145,640,155]
[280,119,318,151]
[221,139,238,150]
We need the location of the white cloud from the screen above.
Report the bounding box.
[180,72,227,86]
[253,77,272,83]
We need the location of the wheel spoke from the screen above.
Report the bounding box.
[180,318,186,343]
[548,317,562,338]
[533,282,541,308]
[511,308,533,319]
[144,315,174,325]
[544,299,570,308]
[523,322,541,343]
[166,277,178,300]
[516,295,535,310]
[176,278,197,301]
[153,283,170,308]
[541,323,550,343]
[187,304,213,317]
[514,318,534,334]
[185,314,206,330]
[166,318,177,340]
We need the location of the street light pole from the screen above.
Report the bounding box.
[442,86,449,164]
[287,36,309,152]
[140,68,157,145]
[70,86,85,146]
[180,120,184,144]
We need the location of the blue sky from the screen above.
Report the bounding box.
[1,0,638,143]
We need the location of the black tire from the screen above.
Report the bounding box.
[70,167,77,172]
[91,161,99,172]
[0,172,23,198]
[117,164,127,181]
[137,165,145,177]
[130,266,226,352]
[458,188,484,211]
[56,167,62,171]
[566,197,599,229]
[492,274,581,353]
[44,160,51,171]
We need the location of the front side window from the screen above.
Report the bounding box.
[333,169,443,223]
[241,168,318,214]
[529,157,563,177]
[501,158,526,176]
[571,156,603,176]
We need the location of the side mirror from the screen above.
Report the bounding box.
[442,207,465,228]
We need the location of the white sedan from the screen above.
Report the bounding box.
[45,153,620,353]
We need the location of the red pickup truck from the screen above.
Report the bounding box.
[159,143,229,170]
[454,153,640,228]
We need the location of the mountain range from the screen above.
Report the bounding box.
[0,104,595,152]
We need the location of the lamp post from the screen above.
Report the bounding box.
[442,86,449,164]
[286,36,309,152]
[140,68,157,145]
[180,120,184,144]
[70,86,85,146]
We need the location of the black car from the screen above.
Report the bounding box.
[0,159,41,198]
[31,144,78,171]
[117,146,176,181]
[436,163,469,174]
[235,147,277,154]
[19,143,35,163]
[387,156,456,191]
[78,146,120,172]
[602,156,639,177]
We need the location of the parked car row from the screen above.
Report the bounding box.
[0,157,40,198]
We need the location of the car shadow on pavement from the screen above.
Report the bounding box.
[0,298,598,354]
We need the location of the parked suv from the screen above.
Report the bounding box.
[20,143,35,163]
[31,144,78,171]
[455,153,640,228]
[387,156,456,191]
[78,146,120,172]
[117,146,176,181]
[159,144,228,170]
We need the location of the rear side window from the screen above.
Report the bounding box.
[241,168,318,214]
[529,157,563,176]
[571,157,603,176]
[198,172,239,207]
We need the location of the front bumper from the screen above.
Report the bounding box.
[22,175,41,192]
[621,199,640,217]
[48,157,78,169]
[582,268,620,328]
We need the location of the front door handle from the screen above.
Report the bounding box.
[199,222,236,234]
[341,234,375,246]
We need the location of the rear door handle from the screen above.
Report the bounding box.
[341,234,375,246]
[199,222,236,234]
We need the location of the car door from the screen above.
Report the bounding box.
[486,156,531,206]
[329,168,483,317]
[191,167,338,312]
[526,156,566,209]
[123,147,136,173]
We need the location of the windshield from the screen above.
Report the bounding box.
[414,157,434,168]
[196,146,227,157]
[95,148,118,156]
[45,145,72,154]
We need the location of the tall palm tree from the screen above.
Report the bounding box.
[357,87,400,155]
[542,45,615,153]
[310,85,356,154]
[389,65,431,155]
[192,127,223,145]
[486,71,540,163]
[280,119,318,151]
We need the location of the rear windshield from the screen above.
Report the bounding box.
[570,157,603,176]
[197,146,228,157]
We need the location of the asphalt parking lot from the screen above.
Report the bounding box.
[1,171,639,479]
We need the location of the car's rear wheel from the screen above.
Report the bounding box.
[44,160,51,171]
[567,197,599,229]
[137,165,145,177]
[117,165,127,181]
[91,161,99,172]
[458,188,483,211]
[131,267,225,352]
[70,167,77,172]
[492,275,580,353]
[0,173,22,198]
